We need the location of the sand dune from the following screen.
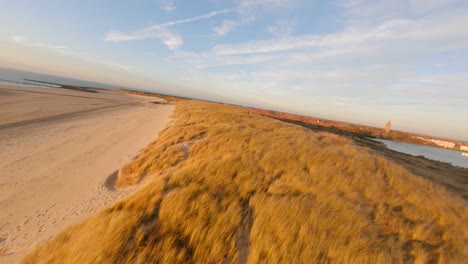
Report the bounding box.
[0,86,173,263]
[22,99,467,263]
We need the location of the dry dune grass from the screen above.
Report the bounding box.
[22,100,468,263]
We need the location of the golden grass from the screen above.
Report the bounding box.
[22,100,468,263]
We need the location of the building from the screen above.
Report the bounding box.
[429,139,455,149]
[416,136,456,149]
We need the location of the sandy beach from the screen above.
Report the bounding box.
[0,85,173,263]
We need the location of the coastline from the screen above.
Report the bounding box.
[0,85,174,263]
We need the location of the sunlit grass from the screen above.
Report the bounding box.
[22,100,468,263]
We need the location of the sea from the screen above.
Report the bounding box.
[0,67,123,89]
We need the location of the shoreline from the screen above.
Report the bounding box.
[269,116,468,200]
[0,86,174,263]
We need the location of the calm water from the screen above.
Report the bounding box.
[374,139,468,168]
[0,67,123,89]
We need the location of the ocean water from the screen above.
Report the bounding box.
[0,67,122,89]
[374,139,468,168]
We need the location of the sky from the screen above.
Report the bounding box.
[0,0,467,140]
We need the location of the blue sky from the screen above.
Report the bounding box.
[0,0,467,140]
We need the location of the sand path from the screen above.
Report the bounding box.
[0,86,173,263]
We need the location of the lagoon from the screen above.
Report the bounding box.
[374,139,468,168]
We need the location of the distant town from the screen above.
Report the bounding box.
[415,137,468,152]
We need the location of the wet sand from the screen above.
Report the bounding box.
[0,85,173,263]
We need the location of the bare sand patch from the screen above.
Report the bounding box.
[0,86,173,263]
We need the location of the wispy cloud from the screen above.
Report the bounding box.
[32,42,137,71]
[338,0,462,27]
[265,20,295,38]
[169,2,468,123]
[159,0,176,12]
[105,9,231,49]
[146,9,231,28]
[213,0,294,36]
[11,35,26,43]
[210,13,468,56]
[409,0,459,13]
[237,0,293,10]
[171,51,275,69]
[213,20,244,36]
[106,27,183,50]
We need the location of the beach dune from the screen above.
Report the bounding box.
[0,85,173,263]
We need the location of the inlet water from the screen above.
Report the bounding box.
[374,139,468,168]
